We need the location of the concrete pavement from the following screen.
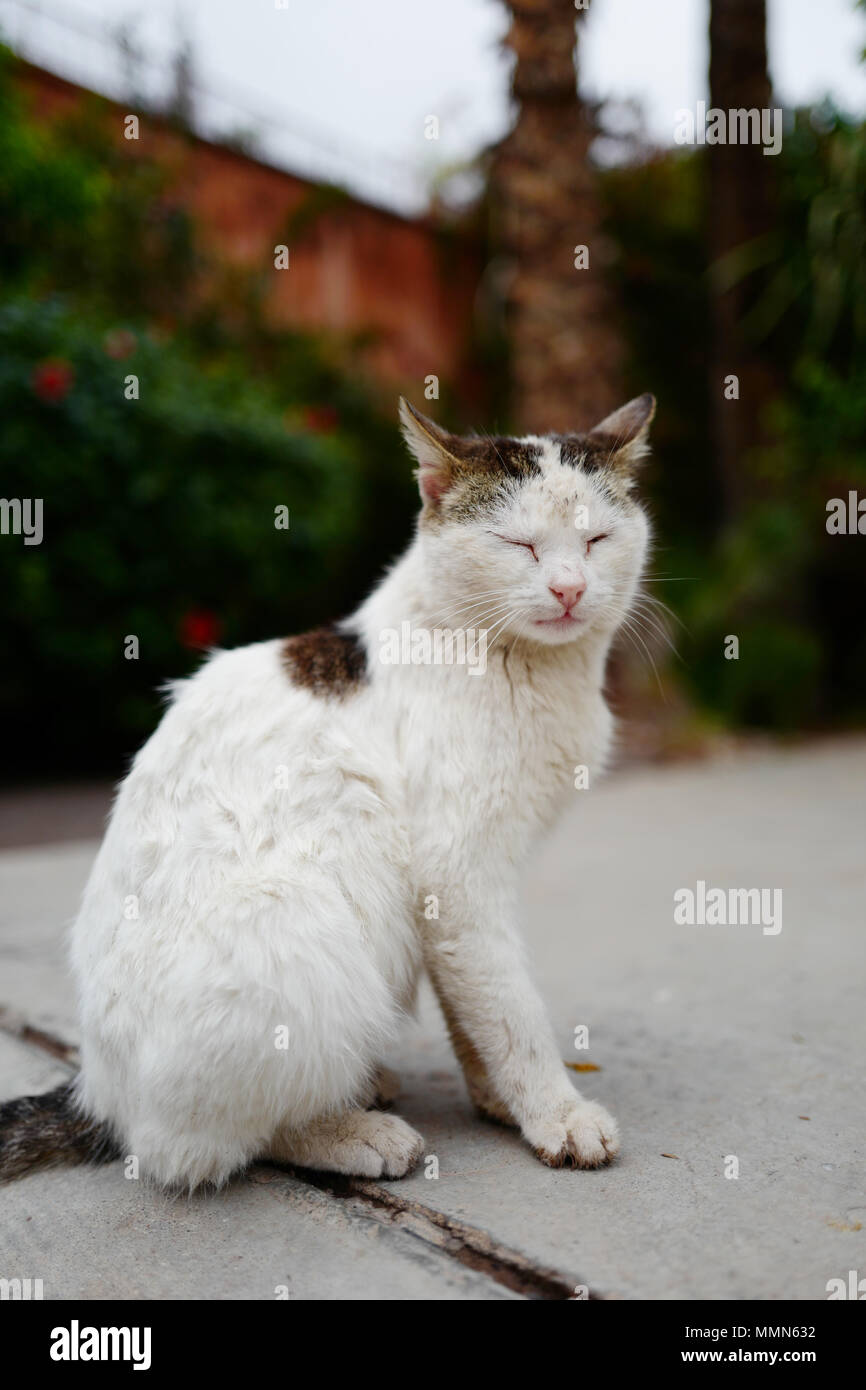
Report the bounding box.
[1,739,864,1299]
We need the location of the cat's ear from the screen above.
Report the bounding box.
[398,398,463,505]
[585,393,656,476]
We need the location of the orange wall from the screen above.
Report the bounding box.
[15,62,484,400]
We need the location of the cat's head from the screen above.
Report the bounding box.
[399,394,654,647]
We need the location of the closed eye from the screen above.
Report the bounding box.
[490,532,538,562]
[586,532,609,553]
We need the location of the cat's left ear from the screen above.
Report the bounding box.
[398,398,463,505]
[585,392,656,477]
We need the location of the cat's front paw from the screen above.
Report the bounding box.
[527,1100,619,1169]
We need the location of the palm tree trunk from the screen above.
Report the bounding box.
[493,0,622,433]
[708,0,775,517]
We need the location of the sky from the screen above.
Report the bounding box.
[2,0,864,214]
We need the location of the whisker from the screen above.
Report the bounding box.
[629,602,680,651]
[423,596,514,629]
[618,626,667,702]
[618,615,667,700]
[470,607,526,658]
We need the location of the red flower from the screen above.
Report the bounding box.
[302,405,339,434]
[32,359,74,403]
[179,609,222,650]
[103,329,138,360]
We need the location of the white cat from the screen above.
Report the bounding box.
[0,392,654,1189]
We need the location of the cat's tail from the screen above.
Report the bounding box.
[0,1080,120,1183]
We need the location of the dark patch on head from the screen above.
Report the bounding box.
[554,434,589,469]
[453,435,542,480]
[553,434,615,474]
[401,400,544,527]
[403,395,654,526]
[281,623,367,698]
[551,433,641,509]
[554,394,655,481]
[432,436,542,525]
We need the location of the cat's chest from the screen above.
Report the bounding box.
[398,653,611,833]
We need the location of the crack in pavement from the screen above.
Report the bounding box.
[0,1006,79,1067]
[1,1007,593,1301]
[253,1162,585,1299]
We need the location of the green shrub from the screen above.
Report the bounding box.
[602,106,866,730]
[0,297,414,776]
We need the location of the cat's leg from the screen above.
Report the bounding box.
[431,981,517,1126]
[371,1065,402,1109]
[423,891,618,1168]
[354,1064,402,1110]
[268,1107,423,1179]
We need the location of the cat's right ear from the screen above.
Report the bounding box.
[398,398,462,505]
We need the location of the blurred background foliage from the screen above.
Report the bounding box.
[0,48,417,774]
[0,18,864,778]
[602,99,866,731]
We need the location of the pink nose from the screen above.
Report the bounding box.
[549,581,585,612]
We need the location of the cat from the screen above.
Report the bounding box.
[0,391,655,1189]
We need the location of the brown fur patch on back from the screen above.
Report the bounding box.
[281,624,367,698]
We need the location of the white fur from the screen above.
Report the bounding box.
[70,430,649,1186]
